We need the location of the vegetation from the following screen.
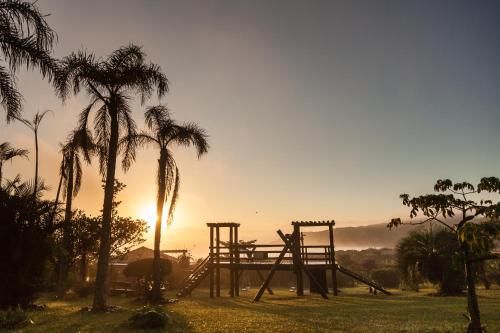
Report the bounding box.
[370,268,401,289]
[0,178,58,309]
[0,0,56,122]
[129,105,208,303]
[2,288,499,332]
[396,227,465,294]
[53,44,169,311]
[56,128,95,298]
[0,2,497,333]
[0,141,28,184]
[16,110,51,194]
[389,178,500,333]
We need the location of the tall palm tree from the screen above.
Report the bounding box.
[0,141,28,184]
[17,109,51,195]
[0,0,57,122]
[56,128,95,298]
[54,45,168,311]
[129,105,208,303]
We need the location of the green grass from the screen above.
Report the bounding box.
[5,287,500,333]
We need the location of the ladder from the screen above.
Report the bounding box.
[176,256,210,297]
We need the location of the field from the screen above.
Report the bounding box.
[7,287,500,333]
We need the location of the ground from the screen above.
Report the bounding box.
[5,287,500,333]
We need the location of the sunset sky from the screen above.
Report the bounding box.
[2,1,500,254]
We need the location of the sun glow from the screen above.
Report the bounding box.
[138,203,182,231]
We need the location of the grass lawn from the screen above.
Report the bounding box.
[6,287,500,333]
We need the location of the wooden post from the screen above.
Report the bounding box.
[216,226,220,297]
[209,226,214,298]
[229,226,234,297]
[328,224,338,296]
[254,230,292,302]
[293,225,304,296]
[234,226,240,296]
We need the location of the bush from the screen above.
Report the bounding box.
[0,182,54,309]
[0,310,30,329]
[128,307,171,329]
[72,281,95,298]
[371,268,401,288]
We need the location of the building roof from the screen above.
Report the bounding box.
[110,246,177,264]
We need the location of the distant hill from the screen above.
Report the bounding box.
[304,222,439,249]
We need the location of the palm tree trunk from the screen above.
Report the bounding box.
[57,152,74,298]
[34,129,38,195]
[50,157,65,224]
[93,110,119,311]
[463,244,483,332]
[151,151,168,303]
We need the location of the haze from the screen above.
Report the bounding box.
[2,0,499,255]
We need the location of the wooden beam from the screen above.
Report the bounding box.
[209,226,214,298]
[234,226,239,297]
[293,225,304,296]
[229,226,234,297]
[328,224,338,296]
[216,226,220,297]
[277,231,328,299]
[253,230,292,302]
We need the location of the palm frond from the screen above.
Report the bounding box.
[0,141,28,161]
[0,65,22,121]
[166,166,180,227]
[73,153,82,196]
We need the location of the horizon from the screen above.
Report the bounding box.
[2,0,499,253]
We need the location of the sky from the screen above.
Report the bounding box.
[1,0,500,255]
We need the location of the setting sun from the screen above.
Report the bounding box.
[138,202,182,231]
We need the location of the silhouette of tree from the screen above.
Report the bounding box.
[53,45,168,311]
[0,141,28,184]
[56,128,95,298]
[396,227,464,294]
[17,109,52,194]
[0,0,56,122]
[388,177,500,333]
[128,105,208,303]
[0,176,58,308]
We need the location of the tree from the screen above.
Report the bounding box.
[396,227,464,294]
[57,128,95,297]
[67,208,148,284]
[17,109,51,194]
[0,0,57,122]
[0,176,59,309]
[54,45,168,311]
[129,105,208,303]
[0,141,28,185]
[388,177,500,333]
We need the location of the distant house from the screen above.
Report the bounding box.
[109,246,177,291]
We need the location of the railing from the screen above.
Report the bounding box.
[208,244,335,265]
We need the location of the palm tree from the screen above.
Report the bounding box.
[53,45,168,311]
[0,141,28,184]
[129,105,208,303]
[56,128,95,298]
[0,0,56,122]
[17,109,51,194]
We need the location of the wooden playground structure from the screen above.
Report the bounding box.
[177,220,390,300]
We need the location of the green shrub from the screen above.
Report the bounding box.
[0,310,30,329]
[128,306,171,329]
[371,268,401,288]
[73,281,95,298]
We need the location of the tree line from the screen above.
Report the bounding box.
[0,0,208,311]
